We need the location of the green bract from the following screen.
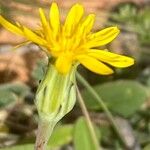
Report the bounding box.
[35,63,76,123]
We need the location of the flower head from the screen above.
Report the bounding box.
[0,3,134,75]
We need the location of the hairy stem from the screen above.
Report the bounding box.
[35,119,56,150]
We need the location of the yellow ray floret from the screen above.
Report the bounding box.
[0,2,134,75]
[0,16,23,35]
[49,3,60,38]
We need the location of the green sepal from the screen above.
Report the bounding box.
[35,63,76,122]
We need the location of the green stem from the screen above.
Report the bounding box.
[34,119,56,150]
[76,86,100,150]
[76,72,126,147]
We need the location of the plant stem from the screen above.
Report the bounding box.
[76,72,126,147]
[76,86,100,150]
[35,119,56,150]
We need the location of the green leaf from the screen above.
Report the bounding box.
[0,144,34,150]
[144,144,150,150]
[48,124,73,148]
[0,83,30,107]
[0,90,16,108]
[73,117,98,150]
[0,82,30,98]
[82,80,148,117]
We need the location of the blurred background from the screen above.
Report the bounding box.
[0,0,150,150]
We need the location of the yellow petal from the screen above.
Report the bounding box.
[64,4,84,36]
[78,14,95,37]
[87,27,120,47]
[55,55,72,74]
[50,2,60,37]
[87,49,134,68]
[13,41,31,50]
[0,15,23,35]
[23,26,47,46]
[39,8,50,29]
[39,8,52,41]
[77,55,114,75]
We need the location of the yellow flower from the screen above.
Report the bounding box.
[0,3,134,75]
